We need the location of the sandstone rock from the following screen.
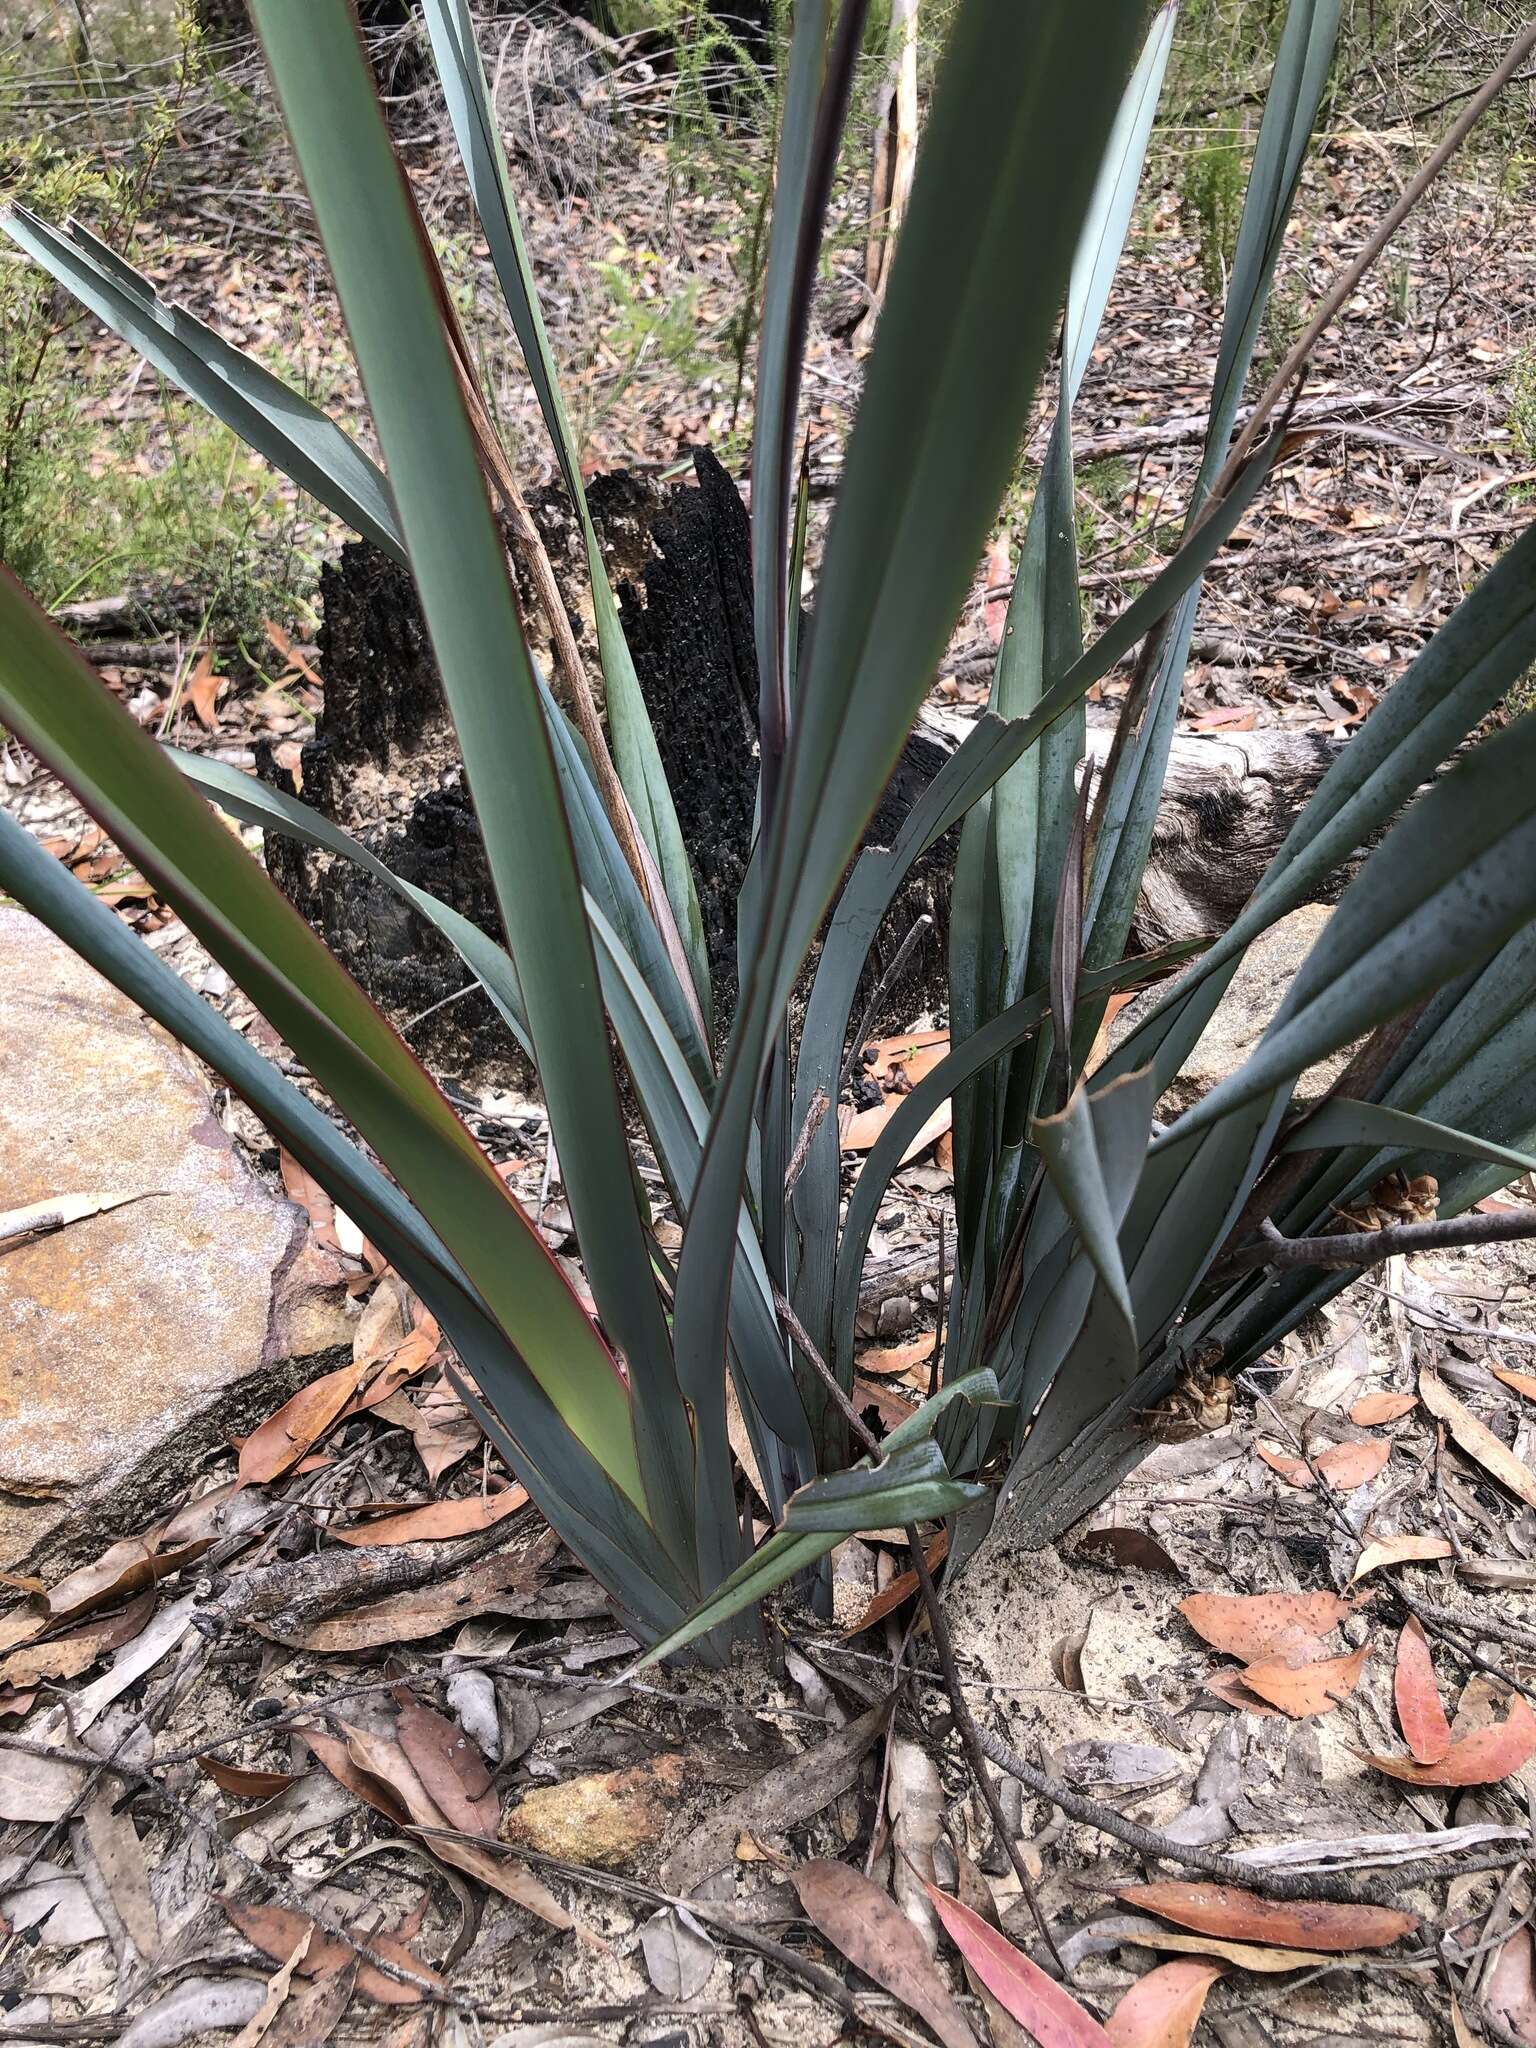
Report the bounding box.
[498,1753,687,1869]
[1110,902,1342,1119]
[0,911,352,1568]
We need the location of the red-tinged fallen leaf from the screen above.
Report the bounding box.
[1493,1367,1536,1405]
[792,1862,977,2048]
[1350,1533,1454,1583]
[1363,1692,1536,1788]
[842,1531,950,1637]
[333,1488,529,1547]
[1178,1592,1353,1662]
[0,1588,155,1689]
[925,1880,1108,2046]
[1349,1392,1417,1426]
[1419,1368,1536,1512]
[45,1535,213,1621]
[1115,1883,1415,1952]
[222,1898,441,2006]
[394,1700,499,1837]
[238,1358,374,1487]
[843,1031,951,1151]
[1074,1528,1180,1577]
[198,1757,299,1800]
[1105,1960,1223,2048]
[1237,1642,1368,1720]
[1394,1618,1452,1766]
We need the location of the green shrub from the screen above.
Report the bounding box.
[3,0,1536,1663]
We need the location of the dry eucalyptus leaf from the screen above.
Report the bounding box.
[639,1906,716,1999]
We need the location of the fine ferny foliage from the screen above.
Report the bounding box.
[3,0,1536,1663]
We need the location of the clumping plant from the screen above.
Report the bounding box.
[3,0,1536,1665]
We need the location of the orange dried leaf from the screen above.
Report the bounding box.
[1256,1443,1313,1487]
[1492,1367,1536,1405]
[1201,1666,1287,1718]
[856,1333,937,1378]
[223,1898,440,2006]
[238,1358,372,1487]
[1315,1439,1391,1489]
[842,1530,950,1637]
[1115,1883,1415,1953]
[332,1487,528,1547]
[1238,1643,1368,1720]
[1349,1392,1416,1426]
[1179,1592,1352,1662]
[1364,1693,1536,1788]
[1394,1618,1452,1765]
[1105,1960,1223,2048]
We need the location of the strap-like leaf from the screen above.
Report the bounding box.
[2,208,403,560]
[1281,1099,1536,1177]
[251,0,696,1565]
[417,0,708,1015]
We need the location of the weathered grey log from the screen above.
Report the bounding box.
[260,449,1344,1080]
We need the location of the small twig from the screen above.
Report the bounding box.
[837,916,936,1106]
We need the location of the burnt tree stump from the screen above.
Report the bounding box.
[260,449,1343,1083]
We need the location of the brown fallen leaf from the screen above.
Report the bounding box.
[794,1861,976,2048]
[1074,1527,1181,1577]
[1363,1692,1536,1787]
[1179,1592,1353,1662]
[223,1899,440,2007]
[856,1333,937,1378]
[197,1758,301,1801]
[185,644,223,728]
[1394,1618,1452,1766]
[0,1588,155,1689]
[843,1031,951,1152]
[1106,1960,1223,2048]
[1115,1882,1415,1952]
[1420,1368,1536,1511]
[302,1729,410,1825]
[926,1880,1107,2044]
[342,1724,572,1930]
[279,1150,342,1254]
[260,1538,557,1652]
[1493,1367,1536,1405]
[45,1534,213,1622]
[843,1531,950,1636]
[1350,1533,1454,1583]
[395,1700,499,1837]
[1349,1391,1417,1426]
[332,1488,528,1547]
[1237,1643,1368,1719]
[238,1358,375,1488]
[1258,1439,1389,1490]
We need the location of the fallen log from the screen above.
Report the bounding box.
[258,450,1344,1080]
